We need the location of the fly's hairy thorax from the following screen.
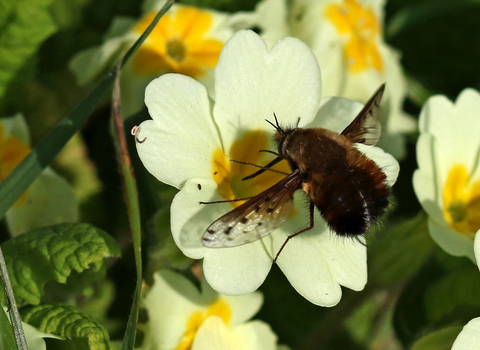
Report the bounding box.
[278,127,389,236]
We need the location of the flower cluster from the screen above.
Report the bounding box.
[135,30,399,306]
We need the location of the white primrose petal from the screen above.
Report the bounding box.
[356,144,400,187]
[309,96,363,133]
[419,94,467,169]
[275,228,366,306]
[276,230,344,307]
[5,168,79,237]
[223,293,264,325]
[415,133,437,180]
[213,30,322,144]
[339,70,384,106]
[171,178,225,259]
[454,89,480,146]
[452,317,480,350]
[412,170,444,221]
[137,74,222,189]
[475,231,480,269]
[428,219,475,262]
[270,197,366,307]
[203,241,272,296]
[192,317,277,350]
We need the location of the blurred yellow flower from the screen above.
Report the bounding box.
[0,122,31,204]
[132,7,224,78]
[325,0,383,73]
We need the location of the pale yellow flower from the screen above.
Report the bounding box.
[142,270,278,350]
[413,89,480,260]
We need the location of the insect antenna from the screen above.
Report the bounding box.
[241,156,284,181]
[259,149,280,156]
[274,203,315,263]
[200,197,253,205]
[266,113,286,135]
[231,159,289,176]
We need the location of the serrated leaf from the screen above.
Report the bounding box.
[425,266,480,323]
[0,0,57,98]
[411,326,462,350]
[369,211,436,286]
[1,223,120,305]
[21,304,114,350]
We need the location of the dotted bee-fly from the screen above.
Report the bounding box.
[202,84,390,261]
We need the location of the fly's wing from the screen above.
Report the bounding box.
[341,83,385,146]
[202,171,302,248]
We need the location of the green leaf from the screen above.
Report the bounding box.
[425,265,480,323]
[411,326,462,350]
[21,304,114,350]
[0,0,57,98]
[393,257,444,346]
[0,307,17,350]
[369,211,436,286]
[1,223,120,305]
[146,208,191,274]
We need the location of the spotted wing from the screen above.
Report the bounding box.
[202,170,302,248]
[341,84,385,146]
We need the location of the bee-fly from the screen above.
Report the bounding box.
[202,84,390,261]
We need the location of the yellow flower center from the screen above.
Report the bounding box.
[0,123,31,205]
[443,165,480,236]
[132,6,224,78]
[212,130,292,207]
[325,0,383,73]
[175,298,231,350]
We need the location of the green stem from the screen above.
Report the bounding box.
[0,246,27,350]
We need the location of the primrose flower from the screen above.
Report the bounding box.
[70,1,236,117]
[0,114,78,236]
[135,30,399,306]
[142,270,278,350]
[413,89,480,261]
